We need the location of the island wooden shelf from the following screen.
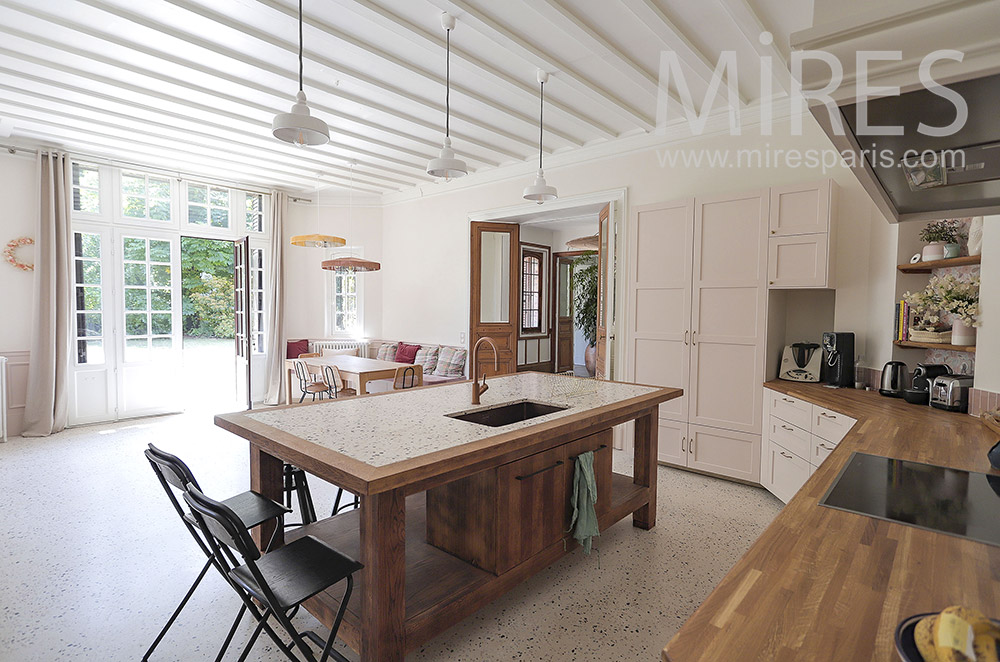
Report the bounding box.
[894,340,977,352]
[896,254,981,273]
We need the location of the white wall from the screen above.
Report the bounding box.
[974,216,1000,392]
[0,152,37,353]
[282,199,383,341]
[380,117,892,366]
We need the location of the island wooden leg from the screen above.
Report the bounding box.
[632,409,658,530]
[359,488,406,661]
[250,445,284,550]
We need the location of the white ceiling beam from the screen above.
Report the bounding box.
[337,0,617,139]
[0,104,393,193]
[5,114,390,194]
[717,0,791,94]
[621,0,749,105]
[0,4,505,169]
[424,0,656,131]
[0,88,413,189]
[526,0,661,100]
[0,48,438,175]
[52,0,525,162]
[244,0,583,148]
[0,22,502,172]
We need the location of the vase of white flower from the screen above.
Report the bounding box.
[952,319,976,346]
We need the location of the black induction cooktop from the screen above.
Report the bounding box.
[820,452,1000,547]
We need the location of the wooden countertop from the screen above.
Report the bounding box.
[664,381,1000,662]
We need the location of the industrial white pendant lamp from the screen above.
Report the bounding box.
[426,13,468,179]
[272,0,330,146]
[523,70,557,204]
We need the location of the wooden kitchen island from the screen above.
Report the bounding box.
[664,382,1000,662]
[216,372,680,661]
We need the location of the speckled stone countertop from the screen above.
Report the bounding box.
[245,372,661,468]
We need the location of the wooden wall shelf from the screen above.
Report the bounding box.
[894,340,977,353]
[897,255,981,273]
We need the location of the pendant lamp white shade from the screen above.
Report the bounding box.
[426,136,468,178]
[523,168,557,203]
[273,90,330,146]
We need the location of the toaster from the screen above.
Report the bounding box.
[930,375,975,412]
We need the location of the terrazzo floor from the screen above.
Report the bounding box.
[0,411,782,661]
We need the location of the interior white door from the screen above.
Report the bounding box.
[116,229,183,418]
[68,225,116,425]
[626,199,694,422]
[689,192,768,434]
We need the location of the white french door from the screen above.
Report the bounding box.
[115,229,183,418]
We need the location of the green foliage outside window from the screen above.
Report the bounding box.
[180,237,235,338]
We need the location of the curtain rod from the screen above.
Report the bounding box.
[2,143,309,201]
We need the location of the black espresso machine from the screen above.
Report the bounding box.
[822,332,855,388]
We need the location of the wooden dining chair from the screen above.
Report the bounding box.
[321,365,357,399]
[293,360,328,403]
[393,366,422,390]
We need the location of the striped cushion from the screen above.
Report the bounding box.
[414,345,440,375]
[376,343,398,361]
[433,346,467,377]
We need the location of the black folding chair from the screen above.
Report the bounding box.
[184,485,361,662]
[143,444,291,661]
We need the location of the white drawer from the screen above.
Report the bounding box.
[766,389,812,430]
[763,439,811,504]
[767,415,810,461]
[811,436,838,466]
[812,406,856,443]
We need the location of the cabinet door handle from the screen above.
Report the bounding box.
[820,412,837,419]
[689,438,695,454]
[779,451,793,459]
[780,425,794,432]
[781,397,795,403]
[819,443,833,451]
[692,331,697,345]
[684,330,689,345]
[515,460,564,480]
[681,437,686,452]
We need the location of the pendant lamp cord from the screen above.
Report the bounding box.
[297,0,304,92]
[538,80,545,170]
[349,163,354,257]
[445,28,451,138]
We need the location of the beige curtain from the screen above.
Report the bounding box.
[23,152,73,436]
[263,191,287,405]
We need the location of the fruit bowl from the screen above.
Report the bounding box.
[896,612,1000,661]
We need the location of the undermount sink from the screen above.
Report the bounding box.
[446,400,569,427]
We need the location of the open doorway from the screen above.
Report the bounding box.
[179,237,242,415]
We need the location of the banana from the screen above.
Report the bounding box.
[916,615,940,662]
[934,611,975,662]
[974,633,1000,662]
[940,606,999,637]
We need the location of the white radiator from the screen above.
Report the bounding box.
[309,339,369,358]
[0,356,7,442]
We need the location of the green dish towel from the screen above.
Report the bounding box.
[568,450,600,554]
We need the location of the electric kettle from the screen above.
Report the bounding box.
[879,361,908,398]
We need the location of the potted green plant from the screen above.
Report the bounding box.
[919,219,966,261]
[904,274,980,345]
[572,254,599,376]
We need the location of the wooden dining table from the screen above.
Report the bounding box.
[285,354,422,401]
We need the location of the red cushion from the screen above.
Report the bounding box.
[395,342,420,364]
[286,339,309,359]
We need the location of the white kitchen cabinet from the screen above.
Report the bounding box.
[761,387,858,504]
[628,193,767,483]
[768,180,832,236]
[768,233,831,288]
[762,440,811,504]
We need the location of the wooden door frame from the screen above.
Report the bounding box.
[551,250,589,374]
[470,221,520,375]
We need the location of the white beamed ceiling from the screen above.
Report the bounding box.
[0,0,811,196]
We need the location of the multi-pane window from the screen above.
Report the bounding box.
[188,184,230,228]
[122,236,173,362]
[122,172,171,222]
[73,232,104,364]
[72,163,101,215]
[331,271,358,333]
[245,193,264,233]
[521,251,543,333]
[249,248,265,353]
